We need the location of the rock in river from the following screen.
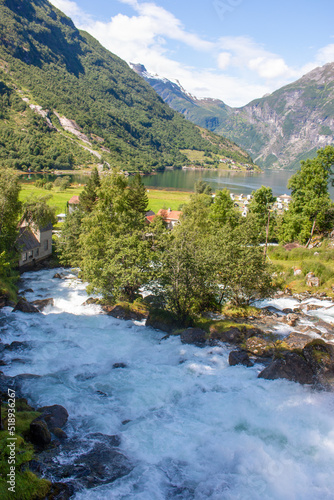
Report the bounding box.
[13,298,40,313]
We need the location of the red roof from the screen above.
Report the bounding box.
[68,195,80,205]
[157,209,182,221]
[146,215,156,223]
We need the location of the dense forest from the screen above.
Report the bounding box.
[0,0,253,172]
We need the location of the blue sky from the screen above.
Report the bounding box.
[50,0,334,106]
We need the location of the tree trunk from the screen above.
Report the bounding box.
[263,210,270,260]
[305,218,316,248]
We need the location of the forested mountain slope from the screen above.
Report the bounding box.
[0,0,253,172]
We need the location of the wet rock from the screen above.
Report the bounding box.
[305,303,322,311]
[52,428,68,440]
[258,352,314,385]
[12,298,40,313]
[262,306,283,316]
[229,350,253,367]
[14,373,41,382]
[283,332,314,350]
[5,341,30,351]
[37,404,69,431]
[53,273,63,279]
[282,308,294,314]
[36,434,132,490]
[82,297,99,306]
[73,442,132,488]
[321,332,334,341]
[303,340,334,388]
[245,336,274,357]
[284,313,299,327]
[112,362,127,369]
[47,482,75,500]
[299,325,321,335]
[306,272,320,287]
[180,328,206,346]
[146,308,186,333]
[32,298,54,311]
[106,305,146,321]
[21,288,34,294]
[209,326,244,344]
[29,419,52,449]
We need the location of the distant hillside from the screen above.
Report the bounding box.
[0,0,254,173]
[131,62,334,169]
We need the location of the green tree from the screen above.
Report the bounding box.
[248,185,276,255]
[280,147,334,244]
[194,180,213,196]
[210,188,239,227]
[79,167,101,213]
[0,169,21,290]
[0,168,21,258]
[22,196,57,228]
[79,172,152,301]
[56,209,84,267]
[127,173,149,215]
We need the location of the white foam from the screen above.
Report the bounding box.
[2,269,334,499]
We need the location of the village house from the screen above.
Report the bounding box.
[156,208,182,229]
[68,195,80,213]
[17,220,53,268]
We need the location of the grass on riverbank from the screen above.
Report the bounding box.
[268,242,334,295]
[0,402,51,500]
[19,183,192,215]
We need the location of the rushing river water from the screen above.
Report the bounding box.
[2,270,334,499]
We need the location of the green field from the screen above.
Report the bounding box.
[19,184,192,215]
[19,184,83,214]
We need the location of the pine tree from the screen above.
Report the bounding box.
[79,167,101,213]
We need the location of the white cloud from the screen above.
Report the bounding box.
[217,52,231,70]
[49,1,332,107]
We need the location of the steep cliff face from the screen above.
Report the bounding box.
[132,62,334,169]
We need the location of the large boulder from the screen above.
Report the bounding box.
[303,340,334,388]
[209,325,263,345]
[180,328,206,346]
[82,297,100,306]
[29,420,52,449]
[306,272,320,287]
[283,332,314,350]
[146,308,187,333]
[258,352,314,385]
[37,405,69,431]
[32,298,54,311]
[13,298,40,314]
[229,350,253,367]
[244,336,275,357]
[106,304,146,322]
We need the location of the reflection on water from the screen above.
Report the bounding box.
[20,168,334,198]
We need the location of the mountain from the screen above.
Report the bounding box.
[131,63,334,169]
[0,0,254,173]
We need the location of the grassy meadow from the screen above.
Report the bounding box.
[19,183,192,215]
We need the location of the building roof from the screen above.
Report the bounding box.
[68,195,80,205]
[145,210,155,217]
[16,227,40,251]
[146,215,156,223]
[157,209,182,221]
[40,223,53,232]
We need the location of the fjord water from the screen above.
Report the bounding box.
[2,270,334,499]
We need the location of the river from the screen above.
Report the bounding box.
[2,269,334,499]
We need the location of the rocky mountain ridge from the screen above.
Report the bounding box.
[131,62,334,169]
